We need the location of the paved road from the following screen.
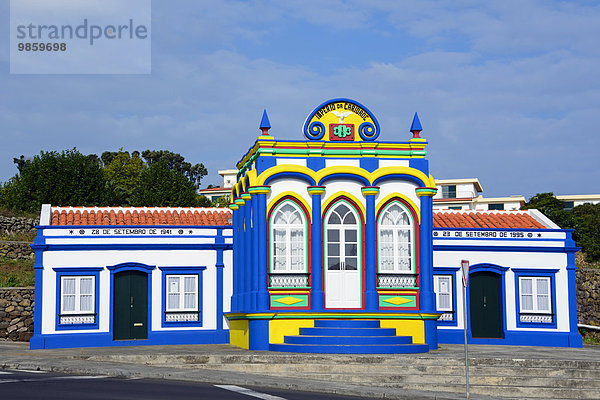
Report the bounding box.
[0,369,368,400]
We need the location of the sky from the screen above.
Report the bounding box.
[1,0,599,199]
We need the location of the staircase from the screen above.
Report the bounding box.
[269,319,429,354]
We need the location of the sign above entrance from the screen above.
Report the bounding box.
[303,98,380,141]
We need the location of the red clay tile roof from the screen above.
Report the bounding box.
[50,207,232,226]
[433,210,547,229]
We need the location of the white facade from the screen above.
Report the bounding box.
[30,207,233,350]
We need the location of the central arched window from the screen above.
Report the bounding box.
[270,201,307,273]
[378,201,414,273]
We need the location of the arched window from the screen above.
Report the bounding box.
[378,201,414,273]
[270,201,307,272]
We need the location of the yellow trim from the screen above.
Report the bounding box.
[255,165,434,189]
[227,312,440,319]
[380,319,425,344]
[269,319,315,344]
[322,192,366,220]
[267,193,313,223]
[256,165,316,186]
[241,193,252,201]
[375,194,421,223]
[315,166,372,185]
[371,167,435,188]
[429,174,437,189]
[228,319,249,349]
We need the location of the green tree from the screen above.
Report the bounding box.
[131,161,198,207]
[141,150,207,189]
[570,203,600,262]
[103,149,145,206]
[2,149,111,212]
[521,192,572,228]
[196,195,212,207]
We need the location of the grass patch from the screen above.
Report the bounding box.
[0,207,38,219]
[580,328,600,345]
[0,257,35,287]
[0,231,36,242]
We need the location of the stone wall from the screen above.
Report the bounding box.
[0,241,34,260]
[0,287,34,341]
[0,216,38,234]
[577,268,600,327]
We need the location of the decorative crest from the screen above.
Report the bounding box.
[303,98,380,142]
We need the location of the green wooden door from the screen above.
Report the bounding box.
[113,271,148,340]
[469,271,502,338]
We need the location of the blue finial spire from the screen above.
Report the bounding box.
[410,112,422,138]
[260,109,271,130]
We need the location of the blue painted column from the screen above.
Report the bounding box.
[229,203,239,312]
[242,193,253,311]
[565,231,583,347]
[250,194,260,311]
[234,198,247,311]
[29,228,46,349]
[416,186,438,350]
[361,186,380,311]
[215,230,225,330]
[249,186,271,311]
[307,186,325,311]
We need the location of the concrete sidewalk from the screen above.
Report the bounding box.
[1,340,600,400]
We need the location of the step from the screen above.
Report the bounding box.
[298,327,397,336]
[313,319,381,328]
[284,335,414,345]
[269,343,430,354]
[192,362,600,381]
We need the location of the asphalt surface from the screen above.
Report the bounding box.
[0,369,369,400]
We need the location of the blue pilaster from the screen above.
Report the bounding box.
[29,228,46,349]
[215,230,225,331]
[230,204,240,311]
[251,193,260,310]
[242,194,253,311]
[307,186,325,311]
[416,187,438,350]
[248,319,269,350]
[565,230,583,347]
[362,187,380,311]
[249,186,271,311]
[234,198,247,311]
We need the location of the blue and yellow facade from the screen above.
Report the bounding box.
[225,99,442,352]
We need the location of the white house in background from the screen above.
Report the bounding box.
[198,169,238,202]
[556,195,600,211]
[433,178,526,211]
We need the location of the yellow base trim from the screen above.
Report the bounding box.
[380,319,425,344]
[269,319,315,344]
[228,319,249,349]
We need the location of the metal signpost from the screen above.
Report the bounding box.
[461,259,470,400]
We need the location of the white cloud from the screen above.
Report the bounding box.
[1,0,599,198]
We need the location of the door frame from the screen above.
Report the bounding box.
[466,263,508,341]
[322,197,366,309]
[107,262,155,341]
